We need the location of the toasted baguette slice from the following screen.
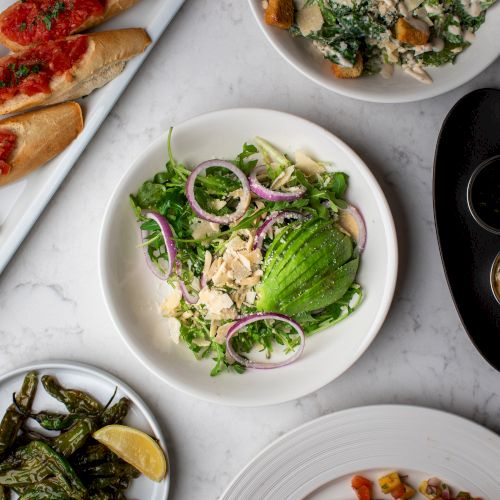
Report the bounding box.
[0,0,140,51]
[0,102,83,187]
[0,28,151,116]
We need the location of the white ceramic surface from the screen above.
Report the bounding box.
[248,0,500,103]
[99,108,398,407]
[0,361,169,499]
[221,405,500,499]
[1,2,500,498]
[0,0,185,274]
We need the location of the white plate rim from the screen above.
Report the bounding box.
[0,359,170,499]
[220,404,500,499]
[247,0,500,103]
[98,107,398,407]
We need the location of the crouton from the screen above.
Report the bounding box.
[264,0,294,29]
[332,53,363,79]
[394,17,430,45]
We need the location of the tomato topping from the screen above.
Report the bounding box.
[352,475,372,500]
[354,484,372,500]
[0,35,88,103]
[0,0,104,46]
[0,131,17,175]
[390,483,406,498]
[352,475,372,489]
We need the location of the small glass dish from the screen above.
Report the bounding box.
[467,156,500,235]
[491,252,500,305]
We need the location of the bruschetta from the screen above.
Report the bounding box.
[0,28,151,116]
[0,101,83,186]
[0,0,139,51]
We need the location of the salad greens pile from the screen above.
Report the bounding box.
[131,130,363,376]
[290,0,496,79]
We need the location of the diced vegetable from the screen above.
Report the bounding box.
[352,475,372,500]
[379,471,402,494]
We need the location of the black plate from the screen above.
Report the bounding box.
[434,88,500,371]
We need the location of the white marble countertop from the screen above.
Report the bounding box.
[1,1,500,498]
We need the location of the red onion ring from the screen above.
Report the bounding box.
[325,201,367,253]
[249,165,306,202]
[200,273,207,289]
[340,204,366,252]
[175,260,198,304]
[253,210,311,250]
[186,160,251,224]
[139,211,177,279]
[226,312,305,369]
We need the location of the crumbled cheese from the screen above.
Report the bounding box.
[245,291,257,305]
[191,219,220,240]
[297,4,324,37]
[210,320,218,338]
[294,150,325,176]
[212,261,231,286]
[165,317,181,344]
[211,199,227,211]
[404,0,424,11]
[192,338,211,347]
[160,284,182,317]
[271,166,295,190]
[198,287,234,315]
[215,321,236,344]
[203,251,213,277]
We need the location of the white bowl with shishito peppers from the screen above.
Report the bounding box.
[249,0,499,103]
[99,108,398,406]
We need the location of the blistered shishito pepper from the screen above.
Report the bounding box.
[28,411,82,432]
[0,441,86,499]
[0,371,37,457]
[88,490,125,500]
[41,375,102,414]
[100,397,131,426]
[53,416,99,457]
[19,473,85,499]
[72,443,112,467]
[82,461,140,478]
[0,485,9,500]
[88,474,130,491]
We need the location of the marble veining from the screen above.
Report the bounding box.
[0,1,500,498]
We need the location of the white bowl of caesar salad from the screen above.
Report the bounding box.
[249,0,499,103]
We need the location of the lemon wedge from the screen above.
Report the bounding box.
[93,425,167,482]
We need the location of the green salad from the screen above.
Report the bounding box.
[130,131,364,375]
[279,0,496,82]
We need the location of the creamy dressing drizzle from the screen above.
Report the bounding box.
[461,0,482,17]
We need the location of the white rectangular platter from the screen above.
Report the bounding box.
[0,0,185,274]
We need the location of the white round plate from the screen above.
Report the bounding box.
[0,361,169,499]
[99,108,398,406]
[221,405,500,499]
[248,0,500,103]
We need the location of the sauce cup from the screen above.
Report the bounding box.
[467,156,500,235]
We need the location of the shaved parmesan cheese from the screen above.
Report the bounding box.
[404,0,424,11]
[198,288,234,315]
[191,219,220,240]
[160,284,182,317]
[295,150,325,176]
[165,317,181,344]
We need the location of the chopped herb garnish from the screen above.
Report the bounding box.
[19,22,27,32]
[42,1,66,31]
[15,65,30,79]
